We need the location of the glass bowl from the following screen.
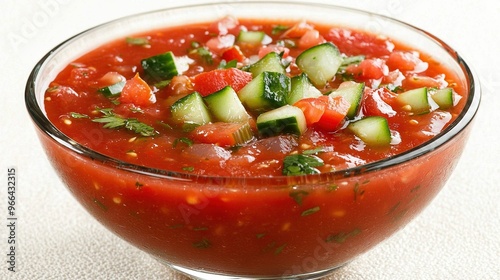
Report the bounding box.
[25,1,480,279]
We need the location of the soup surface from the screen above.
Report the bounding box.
[44,17,465,177]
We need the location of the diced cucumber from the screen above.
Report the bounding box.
[98,80,126,97]
[232,122,254,145]
[204,86,250,123]
[141,51,179,81]
[237,30,266,45]
[347,116,391,146]
[246,52,286,78]
[287,73,322,105]
[256,105,307,137]
[170,92,212,126]
[328,81,365,119]
[238,71,290,113]
[296,42,343,88]
[430,87,454,109]
[396,87,430,114]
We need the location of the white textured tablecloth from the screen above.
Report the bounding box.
[1,0,498,279]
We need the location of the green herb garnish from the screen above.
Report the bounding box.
[93,198,107,211]
[193,238,211,249]
[173,137,194,148]
[326,228,361,243]
[69,112,89,119]
[301,206,320,216]
[272,24,289,35]
[274,243,287,255]
[189,42,213,65]
[182,166,195,172]
[289,190,309,205]
[218,59,238,69]
[92,108,157,137]
[283,154,324,176]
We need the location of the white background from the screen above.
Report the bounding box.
[1,0,499,279]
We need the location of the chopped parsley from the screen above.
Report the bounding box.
[193,238,211,249]
[182,166,195,172]
[69,112,89,119]
[218,59,238,69]
[289,190,309,205]
[93,198,107,211]
[326,228,361,243]
[271,24,289,35]
[92,108,157,137]
[282,154,324,176]
[173,137,194,148]
[189,42,213,65]
[301,206,320,216]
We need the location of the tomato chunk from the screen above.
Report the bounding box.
[222,45,246,62]
[120,73,155,106]
[190,122,251,147]
[294,95,349,131]
[192,68,253,96]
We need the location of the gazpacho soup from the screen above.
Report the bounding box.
[42,15,467,276]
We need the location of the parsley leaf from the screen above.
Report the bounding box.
[189,42,214,65]
[272,24,289,35]
[69,112,89,119]
[92,108,157,137]
[218,59,238,69]
[282,154,324,176]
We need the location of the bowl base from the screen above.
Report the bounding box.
[159,260,345,280]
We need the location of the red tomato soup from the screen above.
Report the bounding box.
[42,17,468,276]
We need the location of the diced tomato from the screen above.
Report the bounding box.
[325,28,394,57]
[208,16,240,35]
[281,20,314,38]
[68,66,97,88]
[382,70,405,86]
[346,58,388,80]
[97,71,125,88]
[402,74,448,89]
[386,51,428,72]
[361,87,397,118]
[190,122,249,147]
[120,73,155,106]
[297,29,326,50]
[258,44,290,59]
[205,34,236,55]
[315,96,350,131]
[191,68,253,96]
[222,45,246,62]
[294,95,349,131]
[294,97,327,126]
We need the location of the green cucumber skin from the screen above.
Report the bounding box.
[296,42,343,88]
[98,80,126,97]
[204,86,249,123]
[238,71,291,113]
[247,51,286,78]
[288,73,322,105]
[170,92,212,125]
[328,81,365,119]
[348,116,391,146]
[141,51,178,82]
[256,105,307,137]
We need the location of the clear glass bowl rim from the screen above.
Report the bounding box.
[25,0,481,185]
